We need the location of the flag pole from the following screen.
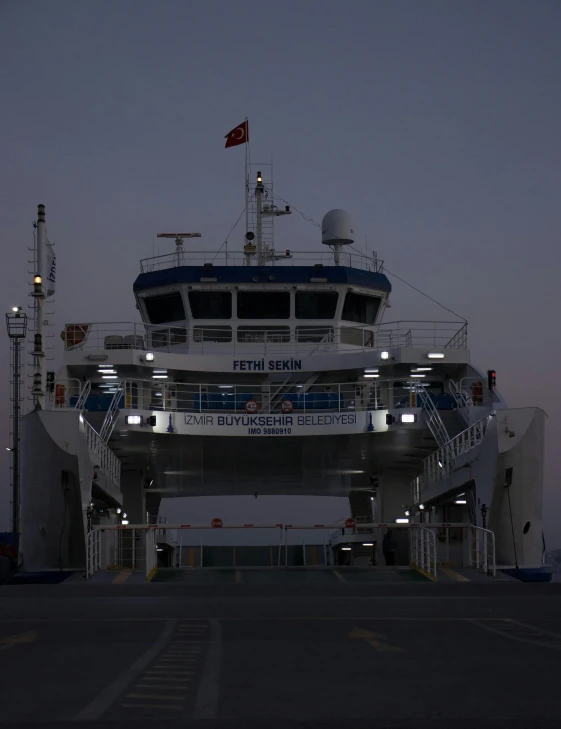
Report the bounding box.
[245,117,249,244]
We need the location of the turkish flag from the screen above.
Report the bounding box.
[225,120,249,148]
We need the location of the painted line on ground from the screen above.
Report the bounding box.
[333,570,346,583]
[74,618,177,721]
[470,618,561,650]
[440,567,470,582]
[192,618,222,720]
[112,570,133,585]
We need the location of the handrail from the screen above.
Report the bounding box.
[61,320,468,354]
[99,381,125,442]
[75,380,91,410]
[448,379,470,426]
[410,526,437,581]
[411,382,450,448]
[139,249,385,273]
[83,418,121,489]
[469,526,496,577]
[420,414,491,486]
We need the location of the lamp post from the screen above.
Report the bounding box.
[6,307,27,535]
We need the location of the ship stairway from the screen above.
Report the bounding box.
[411,382,450,448]
[74,380,91,410]
[99,381,125,443]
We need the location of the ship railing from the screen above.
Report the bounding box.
[61,320,468,355]
[83,418,122,490]
[411,414,492,498]
[43,378,84,409]
[139,249,385,273]
[117,377,451,414]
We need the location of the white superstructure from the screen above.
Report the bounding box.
[17,169,549,581]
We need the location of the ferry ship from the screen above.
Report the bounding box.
[15,157,549,581]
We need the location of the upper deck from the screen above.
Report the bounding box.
[138,248,385,274]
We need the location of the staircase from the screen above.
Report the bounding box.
[438,409,467,439]
[411,383,450,448]
[99,381,124,442]
[349,491,374,523]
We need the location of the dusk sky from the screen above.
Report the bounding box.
[1,1,560,545]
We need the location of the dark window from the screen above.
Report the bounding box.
[237,291,290,319]
[144,292,185,324]
[342,293,381,324]
[295,292,338,319]
[188,291,232,319]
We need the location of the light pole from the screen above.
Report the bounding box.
[6,307,27,535]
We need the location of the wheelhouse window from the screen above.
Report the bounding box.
[237,291,290,319]
[295,292,338,319]
[188,291,232,319]
[144,292,186,324]
[342,292,381,325]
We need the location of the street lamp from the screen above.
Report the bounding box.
[6,308,28,535]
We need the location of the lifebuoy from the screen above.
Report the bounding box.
[62,324,90,349]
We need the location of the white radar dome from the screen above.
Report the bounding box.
[321,209,355,247]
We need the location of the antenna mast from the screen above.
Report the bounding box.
[157,233,202,267]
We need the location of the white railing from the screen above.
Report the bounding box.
[44,378,84,409]
[468,526,496,577]
[448,379,470,426]
[421,414,491,485]
[118,377,442,414]
[444,323,468,349]
[411,382,450,448]
[83,419,121,489]
[75,380,91,410]
[410,526,437,581]
[139,249,385,273]
[86,529,101,579]
[61,320,468,356]
[99,381,125,442]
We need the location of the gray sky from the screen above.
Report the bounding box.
[1,1,560,545]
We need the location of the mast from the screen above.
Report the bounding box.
[32,204,47,408]
[255,170,264,265]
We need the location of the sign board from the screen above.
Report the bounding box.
[131,410,390,437]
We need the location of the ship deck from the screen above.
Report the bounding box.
[1,578,561,728]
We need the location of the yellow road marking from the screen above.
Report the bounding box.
[235,570,242,583]
[349,626,404,653]
[333,570,345,583]
[440,567,470,582]
[112,570,132,584]
[0,630,37,652]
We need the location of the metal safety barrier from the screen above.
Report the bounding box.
[410,526,437,581]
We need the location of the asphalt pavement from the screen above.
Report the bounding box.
[1,573,561,728]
